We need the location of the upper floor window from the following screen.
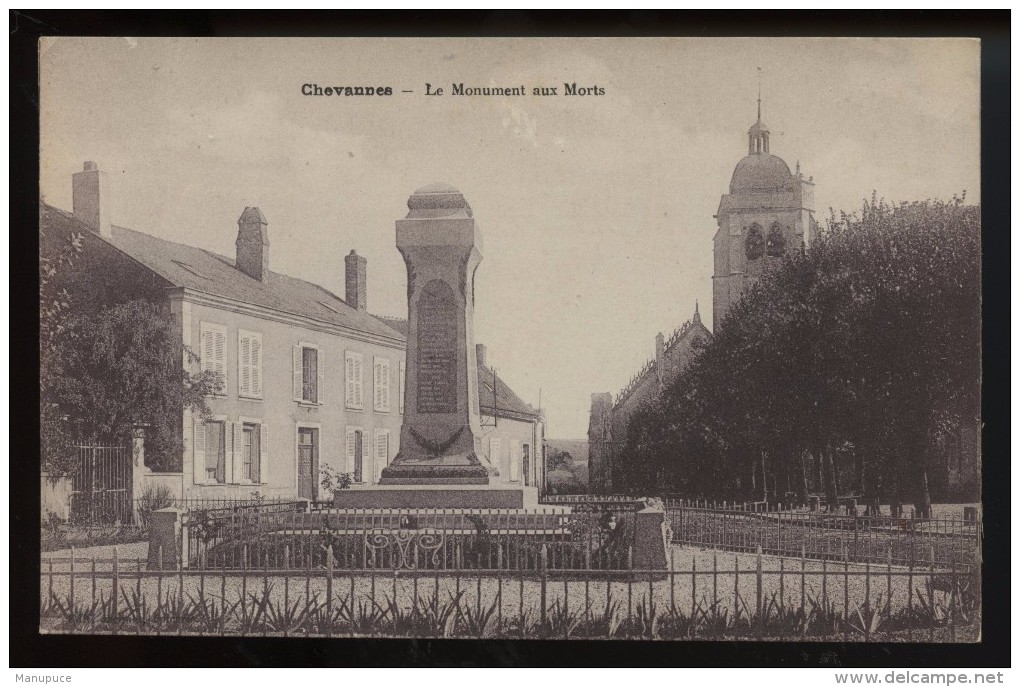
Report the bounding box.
[293,343,321,404]
[200,322,227,393]
[345,351,365,410]
[374,356,391,412]
[238,330,263,399]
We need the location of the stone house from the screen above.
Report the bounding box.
[42,162,544,503]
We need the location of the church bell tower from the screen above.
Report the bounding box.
[711,89,816,331]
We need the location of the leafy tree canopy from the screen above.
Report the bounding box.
[617,195,980,514]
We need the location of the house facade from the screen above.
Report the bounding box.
[44,162,544,503]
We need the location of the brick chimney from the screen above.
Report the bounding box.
[236,207,269,281]
[72,161,112,237]
[476,343,487,368]
[345,250,367,310]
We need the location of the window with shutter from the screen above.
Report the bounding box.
[374,357,390,412]
[200,322,227,395]
[238,330,263,399]
[295,343,320,404]
[346,426,363,482]
[345,351,364,410]
[204,420,227,483]
[242,423,261,482]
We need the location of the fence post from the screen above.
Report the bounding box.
[755,545,763,636]
[147,507,185,570]
[539,544,548,627]
[130,426,147,525]
[112,546,120,624]
[326,544,334,630]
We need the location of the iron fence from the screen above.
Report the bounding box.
[39,545,978,640]
[666,504,980,568]
[180,508,635,572]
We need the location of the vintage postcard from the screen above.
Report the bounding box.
[38,37,981,645]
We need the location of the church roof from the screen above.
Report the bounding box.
[729,152,793,193]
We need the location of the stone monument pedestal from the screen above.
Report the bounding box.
[381,183,497,486]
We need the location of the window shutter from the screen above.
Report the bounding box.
[376,430,388,481]
[345,427,357,473]
[373,358,390,412]
[510,440,520,482]
[193,418,206,484]
[399,360,405,413]
[345,351,355,408]
[213,330,226,378]
[373,359,382,411]
[316,350,324,405]
[354,354,364,408]
[251,335,262,397]
[232,422,243,483]
[292,345,303,400]
[346,352,364,409]
[489,437,501,472]
[201,329,214,374]
[239,333,251,396]
[258,424,269,484]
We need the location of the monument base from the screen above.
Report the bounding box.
[379,451,496,486]
[333,485,539,510]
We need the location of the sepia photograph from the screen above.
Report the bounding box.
[31,31,991,659]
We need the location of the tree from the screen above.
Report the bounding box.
[41,299,221,474]
[617,195,980,515]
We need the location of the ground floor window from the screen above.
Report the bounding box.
[243,423,261,482]
[205,420,226,483]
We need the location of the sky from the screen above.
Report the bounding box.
[39,37,980,440]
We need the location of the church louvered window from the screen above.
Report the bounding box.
[766,223,786,257]
[745,224,765,260]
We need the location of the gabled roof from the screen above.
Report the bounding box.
[43,204,403,344]
[374,316,541,421]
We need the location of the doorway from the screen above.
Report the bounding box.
[522,444,531,487]
[297,427,319,501]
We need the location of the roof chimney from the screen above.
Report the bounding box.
[236,207,269,281]
[72,161,112,237]
[476,343,487,368]
[345,250,367,310]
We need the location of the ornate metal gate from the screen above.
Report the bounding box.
[69,443,132,525]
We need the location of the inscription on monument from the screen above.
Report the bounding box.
[416,279,458,413]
